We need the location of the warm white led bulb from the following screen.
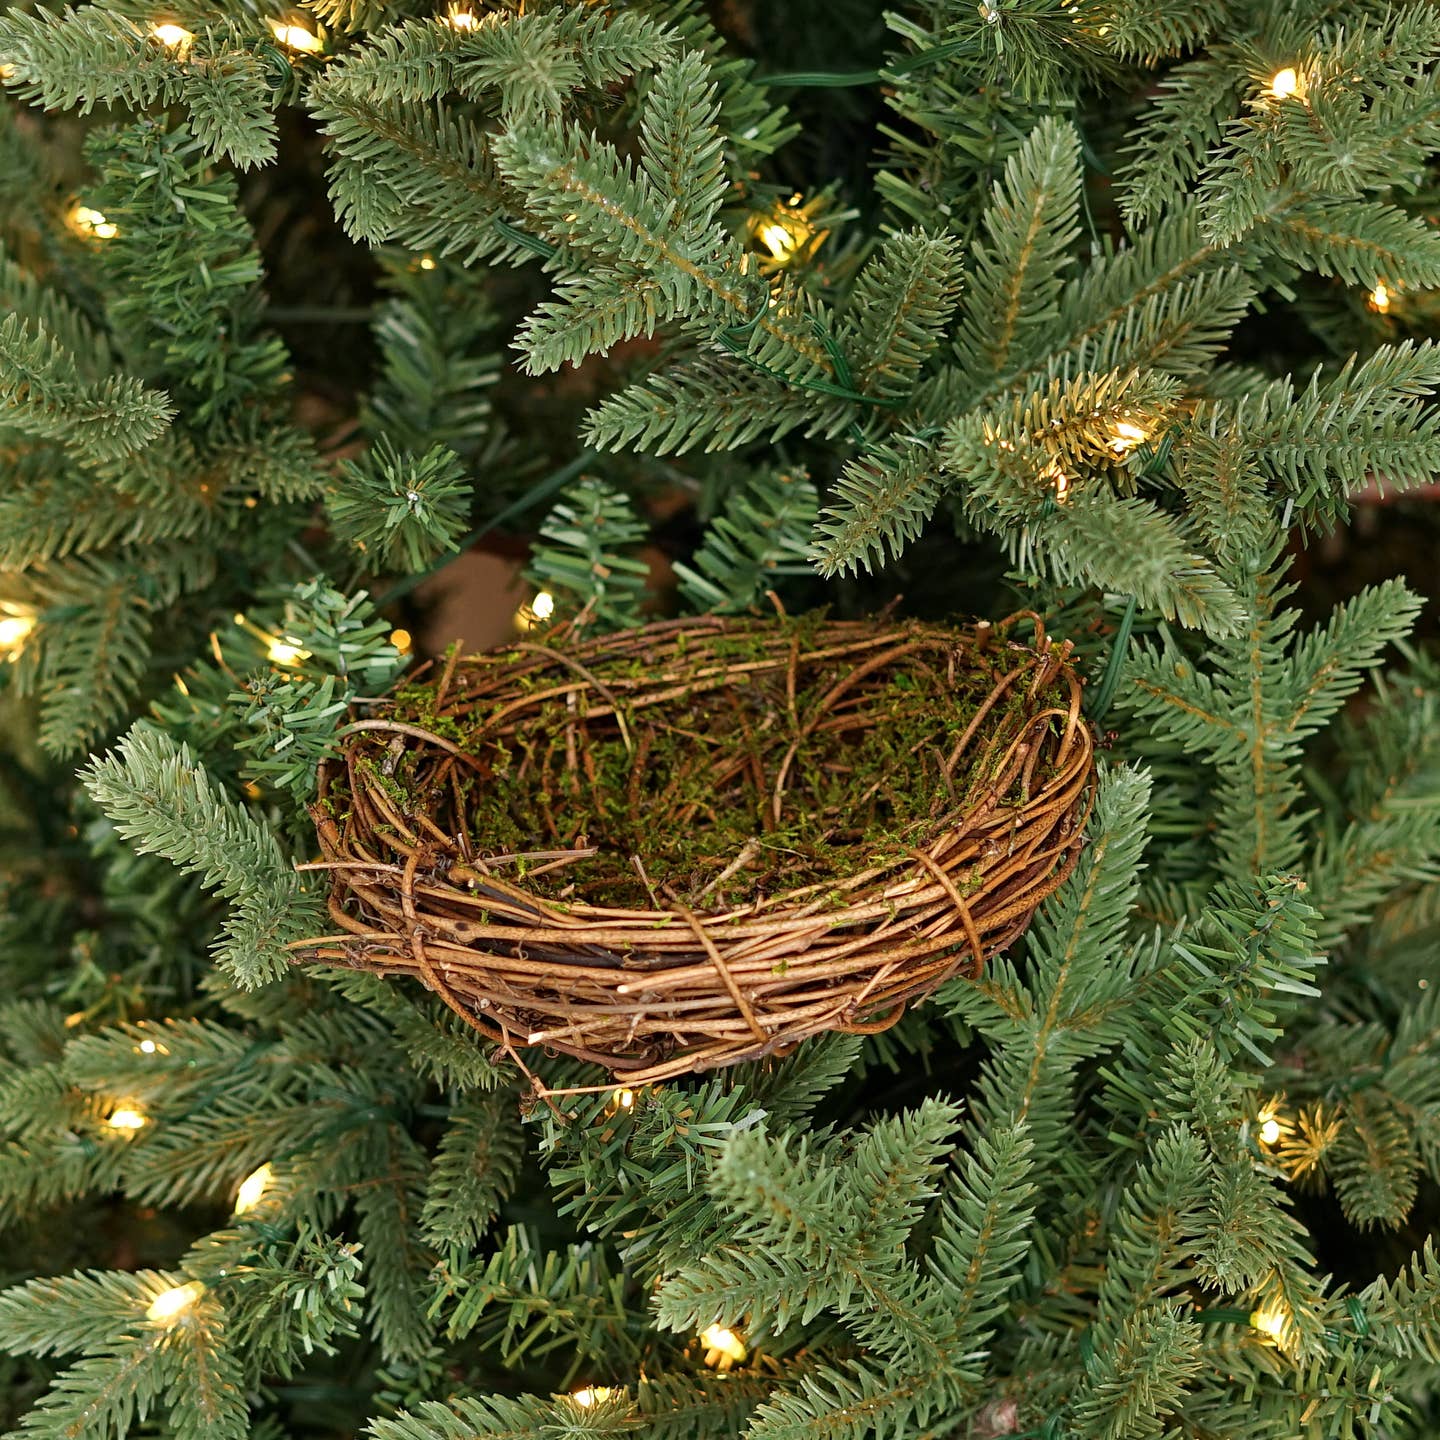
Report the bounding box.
[571,1387,615,1408]
[146,1282,204,1323]
[1268,67,1301,100]
[267,636,308,666]
[106,1106,148,1132]
[71,205,118,240]
[0,613,36,652]
[150,22,195,47]
[1109,421,1147,455]
[700,1324,748,1369]
[269,19,323,52]
[234,1162,273,1215]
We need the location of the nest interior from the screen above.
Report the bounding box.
[296,614,1094,1084]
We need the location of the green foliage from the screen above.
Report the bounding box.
[523,478,650,630]
[85,120,290,423]
[363,253,500,462]
[0,312,172,464]
[80,724,319,986]
[675,469,818,612]
[329,440,473,574]
[2,4,1440,1440]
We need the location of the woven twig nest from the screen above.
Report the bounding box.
[294,613,1094,1085]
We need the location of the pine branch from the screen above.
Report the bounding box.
[951,117,1083,385]
[839,230,964,399]
[0,313,172,464]
[584,356,835,455]
[524,478,650,629]
[419,1097,525,1250]
[81,724,318,987]
[675,468,818,612]
[809,439,943,579]
[328,440,473,573]
[1070,1303,1203,1440]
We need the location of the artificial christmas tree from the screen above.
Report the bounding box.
[2,2,1440,1439]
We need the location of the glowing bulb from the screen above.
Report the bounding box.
[1039,460,1069,503]
[516,590,557,632]
[149,22,194,47]
[268,19,323,52]
[0,63,15,80]
[0,612,36,653]
[571,1387,615,1409]
[234,1162,273,1214]
[267,636,308,666]
[138,1039,157,1055]
[1268,67,1301,100]
[758,221,799,260]
[418,255,437,270]
[146,1282,204,1323]
[70,205,118,240]
[1109,421,1147,455]
[616,1088,635,1109]
[389,628,413,654]
[1370,282,1392,312]
[1259,1116,1282,1145]
[700,1324,748,1370]
[1250,1305,1288,1341]
[106,1107,148,1132]
[442,5,477,26]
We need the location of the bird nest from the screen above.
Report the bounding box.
[293,613,1094,1086]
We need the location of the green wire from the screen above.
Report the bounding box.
[762,38,975,88]
[1089,593,1137,723]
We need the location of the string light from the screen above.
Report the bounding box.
[442,5,477,26]
[0,62,17,81]
[516,590,557,631]
[751,213,813,267]
[106,1106,148,1132]
[1109,420,1147,455]
[234,1162,274,1214]
[1268,66,1303,101]
[571,1387,616,1409]
[268,18,323,52]
[418,255,437,270]
[1369,281,1392,313]
[267,635,309,666]
[0,609,36,654]
[149,22,195,48]
[1039,459,1069,503]
[700,1324,747,1370]
[1256,1099,1287,1148]
[146,1282,204,1324]
[1250,1305,1288,1342]
[746,197,825,270]
[69,205,118,240]
[389,628,413,655]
